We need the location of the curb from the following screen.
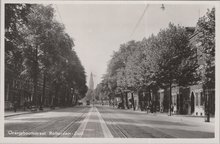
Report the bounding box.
[114,106,215,125]
[4,108,56,118]
[5,112,32,117]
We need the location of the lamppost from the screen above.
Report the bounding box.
[205,89,210,122]
[71,88,74,106]
[92,92,94,107]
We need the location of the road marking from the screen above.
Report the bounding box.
[73,107,93,137]
[73,106,113,138]
[94,107,113,138]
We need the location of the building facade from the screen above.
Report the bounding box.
[157,27,215,116]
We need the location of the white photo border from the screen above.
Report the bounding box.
[1,0,219,144]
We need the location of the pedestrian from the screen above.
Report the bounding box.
[173,104,177,114]
[23,100,27,111]
[150,102,153,113]
[13,100,17,112]
[171,104,174,114]
[9,102,13,110]
[160,105,163,113]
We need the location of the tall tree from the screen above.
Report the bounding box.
[196,7,215,122]
[5,4,31,75]
[5,4,87,107]
[196,8,215,89]
[125,37,161,110]
[21,5,56,105]
[14,4,87,106]
[155,23,199,115]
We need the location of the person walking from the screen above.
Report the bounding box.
[13,100,17,112]
[173,104,177,114]
[171,104,174,114]
[23,100,26,111]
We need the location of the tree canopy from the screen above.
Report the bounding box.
[5,4,87,106]
[95,23,200,107]
[196,8,215,89]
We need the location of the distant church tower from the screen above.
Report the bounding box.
[89,72,94,90]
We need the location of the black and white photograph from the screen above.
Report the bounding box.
[0,0,219,144]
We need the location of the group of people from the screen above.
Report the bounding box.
[171,104,177,114]
[117,100,178,115]
[11,100,32,112]
[139,101,160,113]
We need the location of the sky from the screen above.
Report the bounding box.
[54,3,214,88]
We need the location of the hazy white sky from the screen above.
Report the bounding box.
[55,3,214,88]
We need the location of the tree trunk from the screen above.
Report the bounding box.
[137,90,142,111]
[131,92,135,111]
[148,88,151,112]
[75,94,78,105]
[33,46,38,106]
[54,83,60,106]
[205,89,210,122]
[33,81,37,106]
[42,72,46,106]
[169,82,172,116]
[125,92,129,109]
[121,92,125,109]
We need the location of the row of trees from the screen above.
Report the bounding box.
[5,4,87,107]
[95,8,215,114]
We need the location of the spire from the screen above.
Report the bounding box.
[89,72,94,90]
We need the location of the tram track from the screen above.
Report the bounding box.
[97,106,174,138]
[56,107,89,137]
[5,106,90,137]
[98,106,130,138]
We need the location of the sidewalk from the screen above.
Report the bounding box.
[110,105,215,126]
[4,107,56,117]
[171,114,215,125]
[144,111,214,125]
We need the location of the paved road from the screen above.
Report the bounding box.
[4,105,214,138]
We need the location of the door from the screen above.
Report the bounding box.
[191,92,195,114]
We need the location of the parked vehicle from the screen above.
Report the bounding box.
[118,102,124,109]
[86,100,90,105]
[78,101,83,105]
[30,105,37,112]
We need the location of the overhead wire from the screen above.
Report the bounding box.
[129,4,149,39]
[55,4,63,24]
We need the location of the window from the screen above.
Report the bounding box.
[196,93,199,106]
[200,92,204,106]
[174,95,177,105]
